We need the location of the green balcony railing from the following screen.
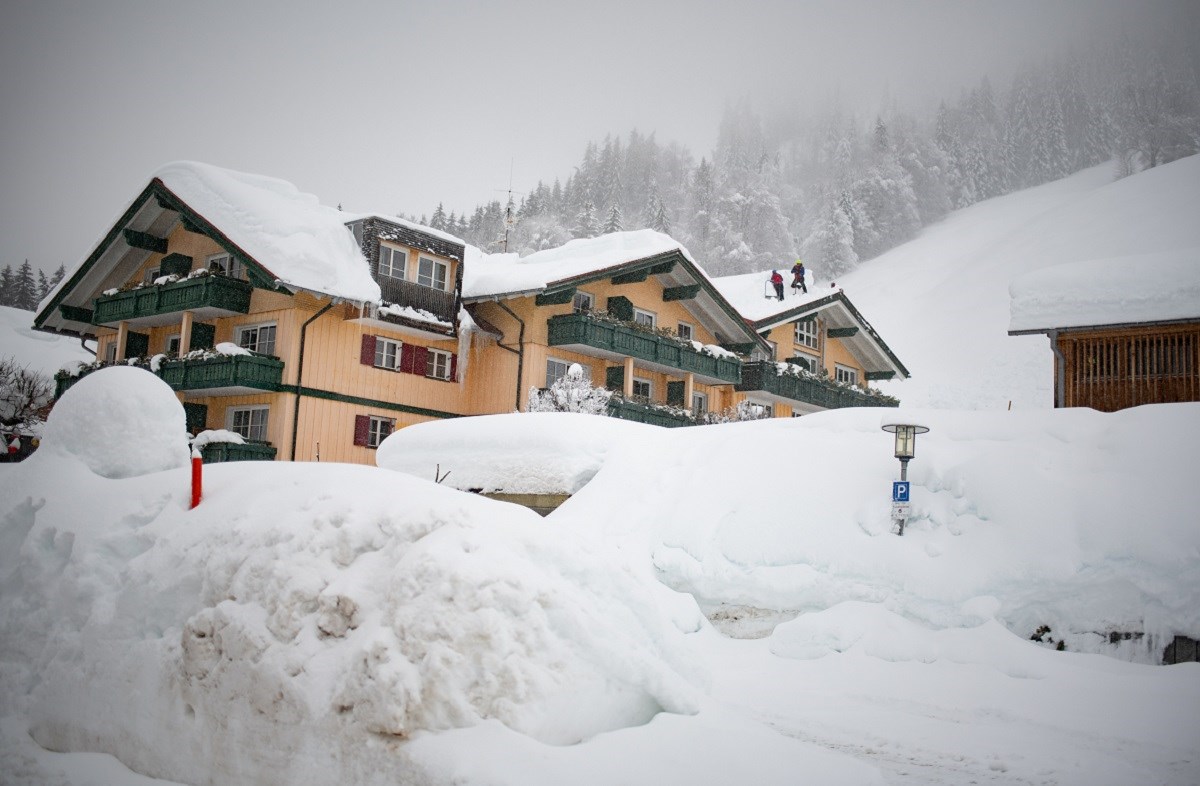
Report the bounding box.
[92,275,252,325]
[606,396,697,428]
[547,313,742,383]
[54,353,282,400]
[200,441,277,463]
[158,354,283,393]
[736,361,898,409]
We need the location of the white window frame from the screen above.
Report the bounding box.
[104,339,117,363]
[166,334,181,356]
[632,377,652,399]
[207,252,247,281]
[677,321,694,342]
[795,318,819,350]
[835,364,859,385]
[546,357,570,388]
[633,309,657,328]
[426,348,452,380]
[379,245,407,279]
[237,322,277,356]
[374,337,401,370]
[367,415,395,448]
[692,391,708,415]
[417,256,449,291]
[227,405,269,442]
[767,340,778,361]
[573,291,595,313]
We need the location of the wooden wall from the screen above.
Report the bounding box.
[1059,323,1199,411]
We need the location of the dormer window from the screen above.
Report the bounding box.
[418,256,449,291]
[795,318,819,349]
[379,246,407,279]
[207,253,247,281]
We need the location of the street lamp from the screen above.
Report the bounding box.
[881,421,929,536]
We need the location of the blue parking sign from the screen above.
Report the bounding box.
[892,481,910,502]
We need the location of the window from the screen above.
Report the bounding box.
[788,355,812,372]
[767,340,777,361]
[228,406,269,442]
[744,401,773,419]
[347,221,364,247]
[237,323,276,356]
[207,253,247,280]
[104,339,117,363]
[795,319,819,349]
[166,334,181,355]
[546,357,588,388]
[143,267,160,284]
[634,309,656,328]
[677,322,694,342]
[379,246,407,279]
[632,377,652,398]
[374,337,401,370]
[573,291,594,313]
[692,391,708,415]
[367,416,394,448]
[417,256,449,291]
[835,364,858,385]
[426,348,452,380]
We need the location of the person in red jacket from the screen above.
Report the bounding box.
[769,270,784,301]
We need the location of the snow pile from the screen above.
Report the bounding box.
[377,412,651,494]
[189,429,244,448]
[37,366,189,478]
[711,270,837,323]
[213,341,250,356]
[1009,247,1200,331]
[554,405,1200,662]
[153,161,380,304]
[377,303,453,328]
[0,456,706,783]
[463,230,696,298]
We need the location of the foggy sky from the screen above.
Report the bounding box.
[2,0,1197,276]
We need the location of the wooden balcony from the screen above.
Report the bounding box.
[377,277,458,327]
[158,354,283,395]
[547,313,742,385]
[606,396,697,428]
[200,441,278,463]
[736,361,898,410]
[92,275,252,327]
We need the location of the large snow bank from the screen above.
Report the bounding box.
[463,230,695,298]
[376,412,652,494]
[554,405,1200,662]
[154,161,380,303]
[1009,247,1200,331]
[0,458,707,784]
[38,366,189,478]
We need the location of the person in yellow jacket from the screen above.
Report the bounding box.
[791,260,808,294]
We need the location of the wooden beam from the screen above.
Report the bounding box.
[181,217,207,235]
[535,287,576,306]
[662,284,701,302]
[59,304,94,324]
[865,370,896,381]
[647,260,676,275]
[611,269,649,285]
[827,326,860,338]
[123,229,167,254]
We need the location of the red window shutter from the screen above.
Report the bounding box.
[449,353,458,382]
[412,345,429,376]
[353,415,370,446]
[399,343,415,374]
[360,334,376,366]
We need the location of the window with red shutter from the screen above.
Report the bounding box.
[353,415,371,446]
[449,353,458,382]
[399,343,416,374]
[360,335,376,366]
[412,345,429,376]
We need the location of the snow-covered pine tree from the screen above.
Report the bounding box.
[13,261,36,311]
[0,266,14,308]
[429,203,447,231]
[573,201,599,239]
[527,363,611,416]
[602,203,623,234]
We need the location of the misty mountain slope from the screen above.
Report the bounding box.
[835,155,1200,410]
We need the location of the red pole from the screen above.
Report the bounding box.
[190,448,203,509]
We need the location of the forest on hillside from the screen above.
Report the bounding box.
[416,37,1199,278]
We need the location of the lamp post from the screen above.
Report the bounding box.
[881,422,929,536]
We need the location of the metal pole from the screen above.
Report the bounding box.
[897,458,909,536]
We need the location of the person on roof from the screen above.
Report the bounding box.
[769,270,784,301]
[791,260,808,294]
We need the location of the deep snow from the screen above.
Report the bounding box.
[3,159,1200,785]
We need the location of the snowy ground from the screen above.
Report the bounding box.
[2,160,1200,785]
[0,304,92,376]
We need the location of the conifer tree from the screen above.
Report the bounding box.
[573,201,598,239]
[36,270,49,303]
[0,266,14,308]
[429,203,447,231]
[13,261,36,311]
[602,203,623,234]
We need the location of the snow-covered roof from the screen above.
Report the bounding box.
[153,162,379,302]
[36,162,381,335]
[462,230,694,299]
[1008,248,1200,334]
[343,211,466,249]
[710,269,838,324]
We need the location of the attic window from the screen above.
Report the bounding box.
[418,256,449,291]
[207,253,247,281]
[379,246,407,279]
[794,319,818,349]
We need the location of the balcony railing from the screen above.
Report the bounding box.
[547,313,742,384]
[736,361,898,409]
[606,396,697,428]
[92,275,252,325]
[54,353,283,400]
[158,354,283,393]
[200,441,277,463]
[377,277,457,326]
